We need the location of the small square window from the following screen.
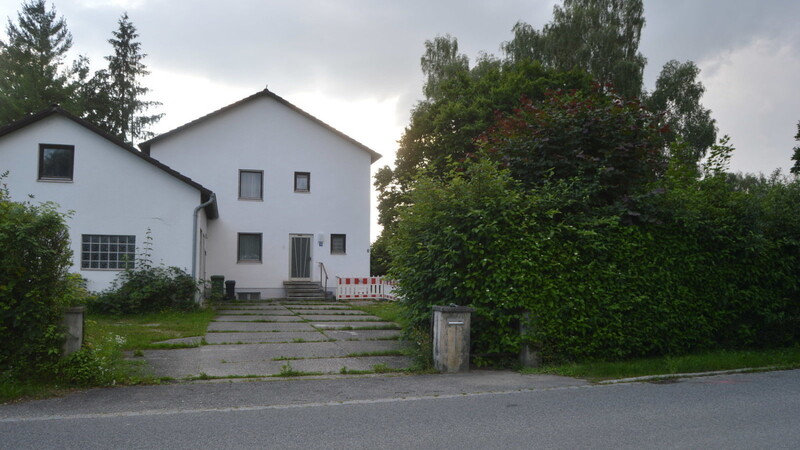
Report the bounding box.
[239,170,263,200]
[238,233,262,262]
[331,234,346,254]
[39,144,74,180]
[294,172,310,193]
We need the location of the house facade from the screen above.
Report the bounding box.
[0,89,379,298]
[0,107,217,293]
[141,89,380,298]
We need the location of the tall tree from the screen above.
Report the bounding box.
[0,0,85,124]
[502,0,647,99]
[646,60,717,162]
[101,13,162,144]
[791,121,800,175]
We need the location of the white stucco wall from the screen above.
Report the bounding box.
[0,115,206,293]
[148,95,372,296]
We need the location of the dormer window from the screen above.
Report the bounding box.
[38,144,74,181]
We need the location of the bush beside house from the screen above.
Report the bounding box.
[0,175,72,375]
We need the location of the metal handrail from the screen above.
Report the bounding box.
[319,262,329,298]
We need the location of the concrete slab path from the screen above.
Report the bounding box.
[142,299,410,380]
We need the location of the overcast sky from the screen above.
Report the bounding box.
[2,0,799,239]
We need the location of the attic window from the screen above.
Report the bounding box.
[294,172,310,193]
[38,144,74,181]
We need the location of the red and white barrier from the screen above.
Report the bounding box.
[336,277,399,301]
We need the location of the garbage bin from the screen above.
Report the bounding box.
[432,305,474,373]
[225,280,236,301]
[210,275,224,299]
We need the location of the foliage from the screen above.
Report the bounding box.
[478,86,666,209]
[375,46,592,231]
[90,265,198,315]
[0,172,72,374]
[0,0,87,124]
[645,60,717,162]
[369,234,391,276]
[790,121,800,175]
[389,144,800,365]
[89,13,163,144]
[53,332,127,386]
[502,0,647,99]
[0,5,162,141]
[523,345,800,381]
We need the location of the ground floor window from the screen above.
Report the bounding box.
[331,234,346,254]
[81,234,136,269]
[238,233,262,262]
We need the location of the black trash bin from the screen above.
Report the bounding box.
[225,280,236,301]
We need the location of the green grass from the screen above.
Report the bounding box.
[345,350,405,357]
[351,301,407,328]
[87,309,216,350]
[521,346,800,381]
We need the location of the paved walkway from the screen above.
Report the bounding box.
[141,299,411,380]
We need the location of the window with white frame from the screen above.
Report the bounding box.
[239,170,263,200]
[238,233,262,262]
[39,144,74,181]
[81,235,136,270]
[331,234,346,254]
[294,172,310,193]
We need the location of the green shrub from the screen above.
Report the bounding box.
[90,266,198,315]
[54,333,127,386]
[389,150,800,365]
[0,173,73,374]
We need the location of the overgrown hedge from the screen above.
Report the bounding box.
[0,184,72,374]
[390,158,800,364]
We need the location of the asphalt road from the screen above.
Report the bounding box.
[1,370,798,449]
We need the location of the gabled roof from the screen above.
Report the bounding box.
[138,88,382,163]
[0,106,219,219]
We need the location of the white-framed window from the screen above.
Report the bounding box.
[331,234,346,254]
[81,234,136,270]
[238,233,262,262]
[39,144,74,181]
[239,170,263,200]
[294,172,310,193]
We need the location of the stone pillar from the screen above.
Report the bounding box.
[62,306,85,356]
[432,305,474,373]
[519,312,541,368]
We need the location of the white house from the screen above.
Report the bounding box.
[0,88,380,299]
[140,89,381,299]
[0,106,218,293]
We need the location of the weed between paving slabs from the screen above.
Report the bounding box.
[141,299,410,379]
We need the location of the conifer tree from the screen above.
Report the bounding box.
[101,13,162,144]
[0,0,86,124]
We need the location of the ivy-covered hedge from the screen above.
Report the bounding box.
[389,158,800,364]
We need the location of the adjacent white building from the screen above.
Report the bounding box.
[0,106,217,293]
[0,89,380,298]
[142,89,380,298]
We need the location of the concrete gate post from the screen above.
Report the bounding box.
[432,305,474,373]
[62,306,85,356]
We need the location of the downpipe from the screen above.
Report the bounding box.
[192,193,216,280]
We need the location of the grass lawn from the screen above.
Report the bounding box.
[350,301,408,328]
[87,308,216,350]
[523,346,800,381]
[1,307,216,404]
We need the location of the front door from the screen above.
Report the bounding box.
[290,234,312,280]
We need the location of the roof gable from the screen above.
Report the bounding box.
[0,106,218,218]
[139,89,382,163]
